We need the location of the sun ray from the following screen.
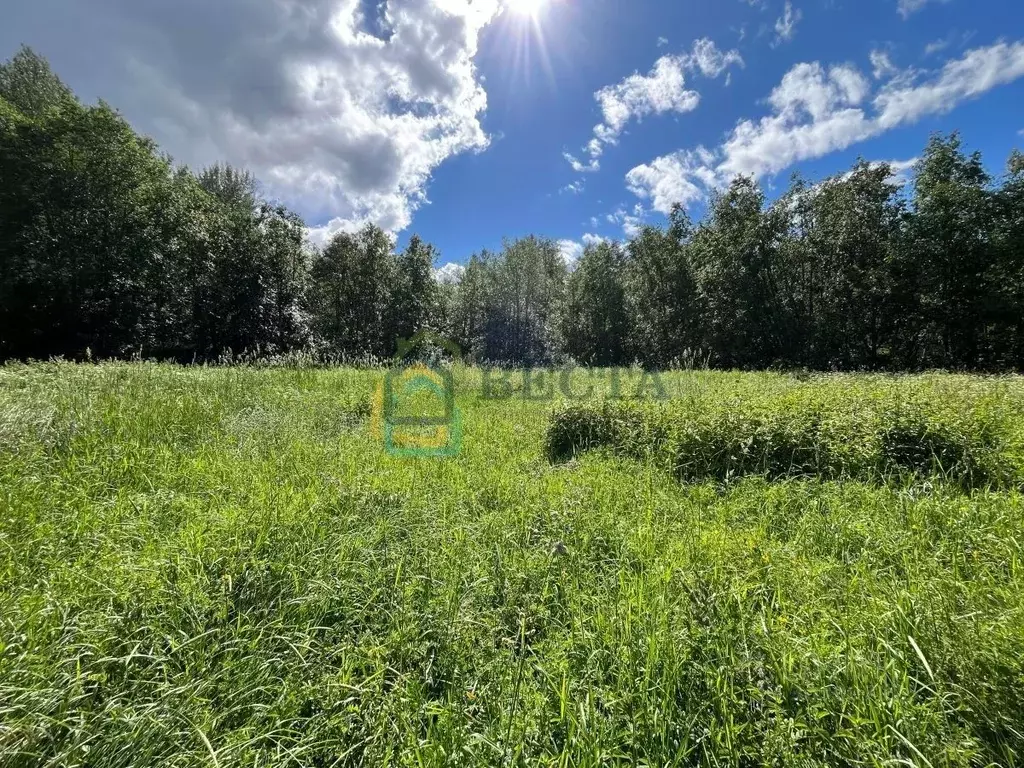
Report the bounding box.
[506,0,548,18]
[487,0,567,95]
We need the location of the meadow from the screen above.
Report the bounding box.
[1,363,1023,767]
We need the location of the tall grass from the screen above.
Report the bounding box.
[548,374,1024,488]
[1,364,1023,766]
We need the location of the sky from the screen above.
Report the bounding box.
[4,0,1024,277]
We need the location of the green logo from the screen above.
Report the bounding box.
[371,332,463,457]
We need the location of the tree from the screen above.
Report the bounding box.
[4,47,1024,373]
[909,133,998,368]
[689,177,791,367]
[444,253,491,360]
[0,46,74,118]
[487,237,566,364]
[623,206,697,367]
[0,92,193,358]
[0,48,311,362]
[786,162,907,369]
[191,164,309,356]
[391,235,438,344]
[562,240,629,366]
[991,149,1024,368]
[305,224,396,358]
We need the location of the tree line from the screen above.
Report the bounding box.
[2,47,1023,370]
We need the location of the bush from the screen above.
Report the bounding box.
[546,377,1024,488]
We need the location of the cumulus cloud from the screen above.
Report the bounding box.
[870,50,898,79]
[564,152,600,173]
[557,233,616,264]
[898,0,953,19]
[626,41,1024,214]
[626,152,709,213]
[606,205,649,237]
[0,0,502,235]
[717,62,874,181]
[566,38,743,172]
[557,239,585,266]
[433,262,466,284]
[874,40,1024,128]
[306,218,364,249]
[877,157,919,184]
[593,55,701,146]
[688,38,746,78]
[831,157,918,186]
[773,1,802,46]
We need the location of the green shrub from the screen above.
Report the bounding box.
[547,378,1024,488]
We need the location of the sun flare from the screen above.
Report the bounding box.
[506,0,548,17]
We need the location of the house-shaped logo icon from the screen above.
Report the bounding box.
[371,332,463,457]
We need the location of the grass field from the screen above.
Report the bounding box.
[2,363,1024,767]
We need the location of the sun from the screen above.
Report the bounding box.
[506,0,548,17]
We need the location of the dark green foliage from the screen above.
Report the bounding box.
[0,46,74,118]
[0,93,198,358]
[441,238,567,364]
[0,49,311,362]
[305,224,397,358]
[562,241,629,365]
[784,162,907,369]
[622,206,698,367]
[688,177,796,367]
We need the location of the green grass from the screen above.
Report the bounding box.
[1,364,1023,767]
[547,374,1024,488]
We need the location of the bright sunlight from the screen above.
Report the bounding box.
[506,0,548,17]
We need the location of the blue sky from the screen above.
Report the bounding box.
[4,0,1024,273]
[417,0,1024,268]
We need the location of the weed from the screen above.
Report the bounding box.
[1,365,1023,766]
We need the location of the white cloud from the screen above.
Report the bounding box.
[626,152,709,213]
[717,62,874,181]
[564,152,600,173]
[306,217,364,248]
[1,0,503,236]
[657,37,669,47]
[567,38,742,171]
[557,233,614,265]
[880,157,919,184]
[561,180,584,194]
[626,41,1024,214]
[874,40,1024,128]
[606,205,648,237]
[924,38,950,56]
[433,262,466,284]
[688,38,745,78]
[773,1,802,47]
[557,239,585,265]
[835,157,918,186]
[870,50,897,79]
[593,55,701,145]
[898,0,952,19]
